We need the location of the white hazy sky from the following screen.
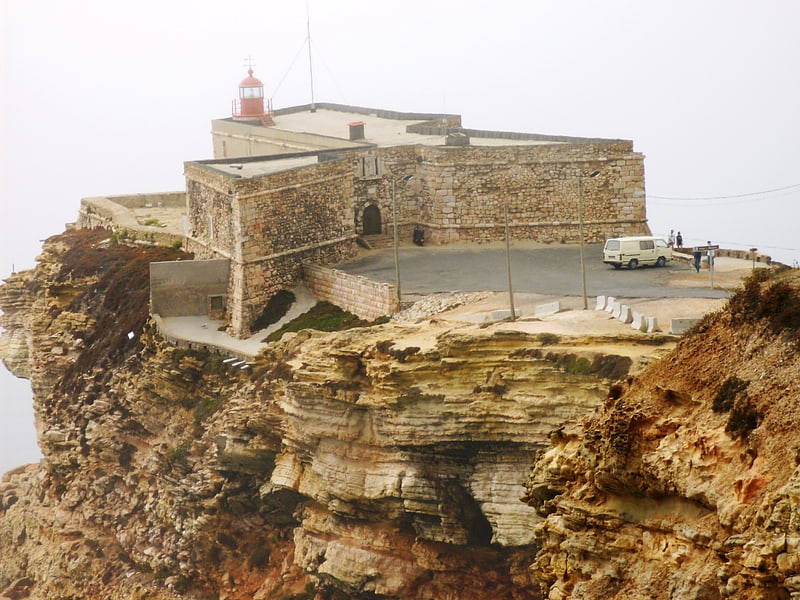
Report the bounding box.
[1,0,799,474]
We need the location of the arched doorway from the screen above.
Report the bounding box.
[363,205,382,235]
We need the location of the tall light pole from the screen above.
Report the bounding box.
[504,195,516,321]
[578,170,601,309]
[392,174,413,304]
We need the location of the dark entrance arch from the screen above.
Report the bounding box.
[362,205,382,235]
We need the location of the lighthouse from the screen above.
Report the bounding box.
[232,68,275,126]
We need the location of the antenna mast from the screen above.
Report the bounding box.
[306,1,316,111]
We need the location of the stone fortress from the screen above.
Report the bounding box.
[79,68,649,338]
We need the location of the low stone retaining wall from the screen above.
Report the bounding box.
[77,193,185,248]
[673,248,773,265]
[303,263,399,321]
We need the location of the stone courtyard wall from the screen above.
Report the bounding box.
[78,193,186,248]
[303,263,398,321]
[349,142,647,245]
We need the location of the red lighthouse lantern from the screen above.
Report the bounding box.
[232,68,274,126]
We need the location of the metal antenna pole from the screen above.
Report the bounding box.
[306,1,315,110]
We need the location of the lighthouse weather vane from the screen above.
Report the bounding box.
[244,56,256,73]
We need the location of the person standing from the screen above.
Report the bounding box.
[693,248,702,272]
[706,241,715,267]
[668,230,676,247]
[676,231,683,248]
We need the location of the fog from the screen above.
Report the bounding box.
[1,0,799,474]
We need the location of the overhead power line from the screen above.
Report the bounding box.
[649,182,800,201]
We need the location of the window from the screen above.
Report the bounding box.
[640,240,654,250]
[208,295,225,311]
[240,86,263,99]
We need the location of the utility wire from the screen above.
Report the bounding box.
[650,182,800,201]
[270,38,309,100]
[650,188,800,207]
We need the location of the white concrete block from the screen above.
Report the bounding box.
[605,296,616,313]
[534,301,562,317]
[618,305,633,324]
[491,308,522,321]
[631,312,647,332]
[646,316,659,333]
[670,317,701,335]
[595,295,607,311]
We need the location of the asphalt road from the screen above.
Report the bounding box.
[336,243,733,300]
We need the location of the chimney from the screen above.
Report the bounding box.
[349,121,365,141]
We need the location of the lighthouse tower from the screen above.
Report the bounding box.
[232,68,275,126]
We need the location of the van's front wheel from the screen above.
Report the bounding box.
[628,259,639,269]
[656,256,666,267]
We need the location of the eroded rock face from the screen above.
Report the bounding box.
[0,229,646,599]
[525,269,800,600]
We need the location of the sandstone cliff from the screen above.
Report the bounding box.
[525,268,800,599]
[0,229,654,600]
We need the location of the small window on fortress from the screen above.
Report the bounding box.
[359,156,380,179]
[208,295,225,311]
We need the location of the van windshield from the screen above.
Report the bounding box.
[605,240,620,251]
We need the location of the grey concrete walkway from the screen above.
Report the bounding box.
[155,284,317,359]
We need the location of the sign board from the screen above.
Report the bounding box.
[692,245,719,251]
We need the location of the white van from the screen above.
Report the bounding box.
[603,236,672,269]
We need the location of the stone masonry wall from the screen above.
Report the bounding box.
[78,194,185,248]
[303,263,398,321]
[184,160,360,337]
[185,139,646,336]
[412,142,648,244]
[347,142,647,246]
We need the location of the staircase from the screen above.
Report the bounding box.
[359,233,395,250]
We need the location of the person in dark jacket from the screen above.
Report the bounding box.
[693,248,702,272]
[413,225,425,246]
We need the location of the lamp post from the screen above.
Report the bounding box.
[392,174,413,304]
[504,195,516,321]
[578,170,601,309]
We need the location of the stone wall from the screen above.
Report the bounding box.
[184,160,361,336]
[303,263,398,321]
[413,142,647,244]
[347,142,647,246]
[150,259,230,318]
[78,193,185,247]
[185,138,646,337]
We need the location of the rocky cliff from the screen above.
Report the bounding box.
[525,267,800,599]
[0,229,659,600]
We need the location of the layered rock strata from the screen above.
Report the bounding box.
[526,268,800,599]
[0,229,651,599]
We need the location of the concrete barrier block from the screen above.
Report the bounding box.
[670,317,701,335]
[595,295,607,311]
[534,301,562,317]
[491,308,522,321]
[605,296,616,313]
[646,316,659,333]
[611,301,621,319]
[631,312,647,332]
[618,305,633,324]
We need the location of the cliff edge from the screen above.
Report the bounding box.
[525,267,800,599]
[0,229,666,600]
